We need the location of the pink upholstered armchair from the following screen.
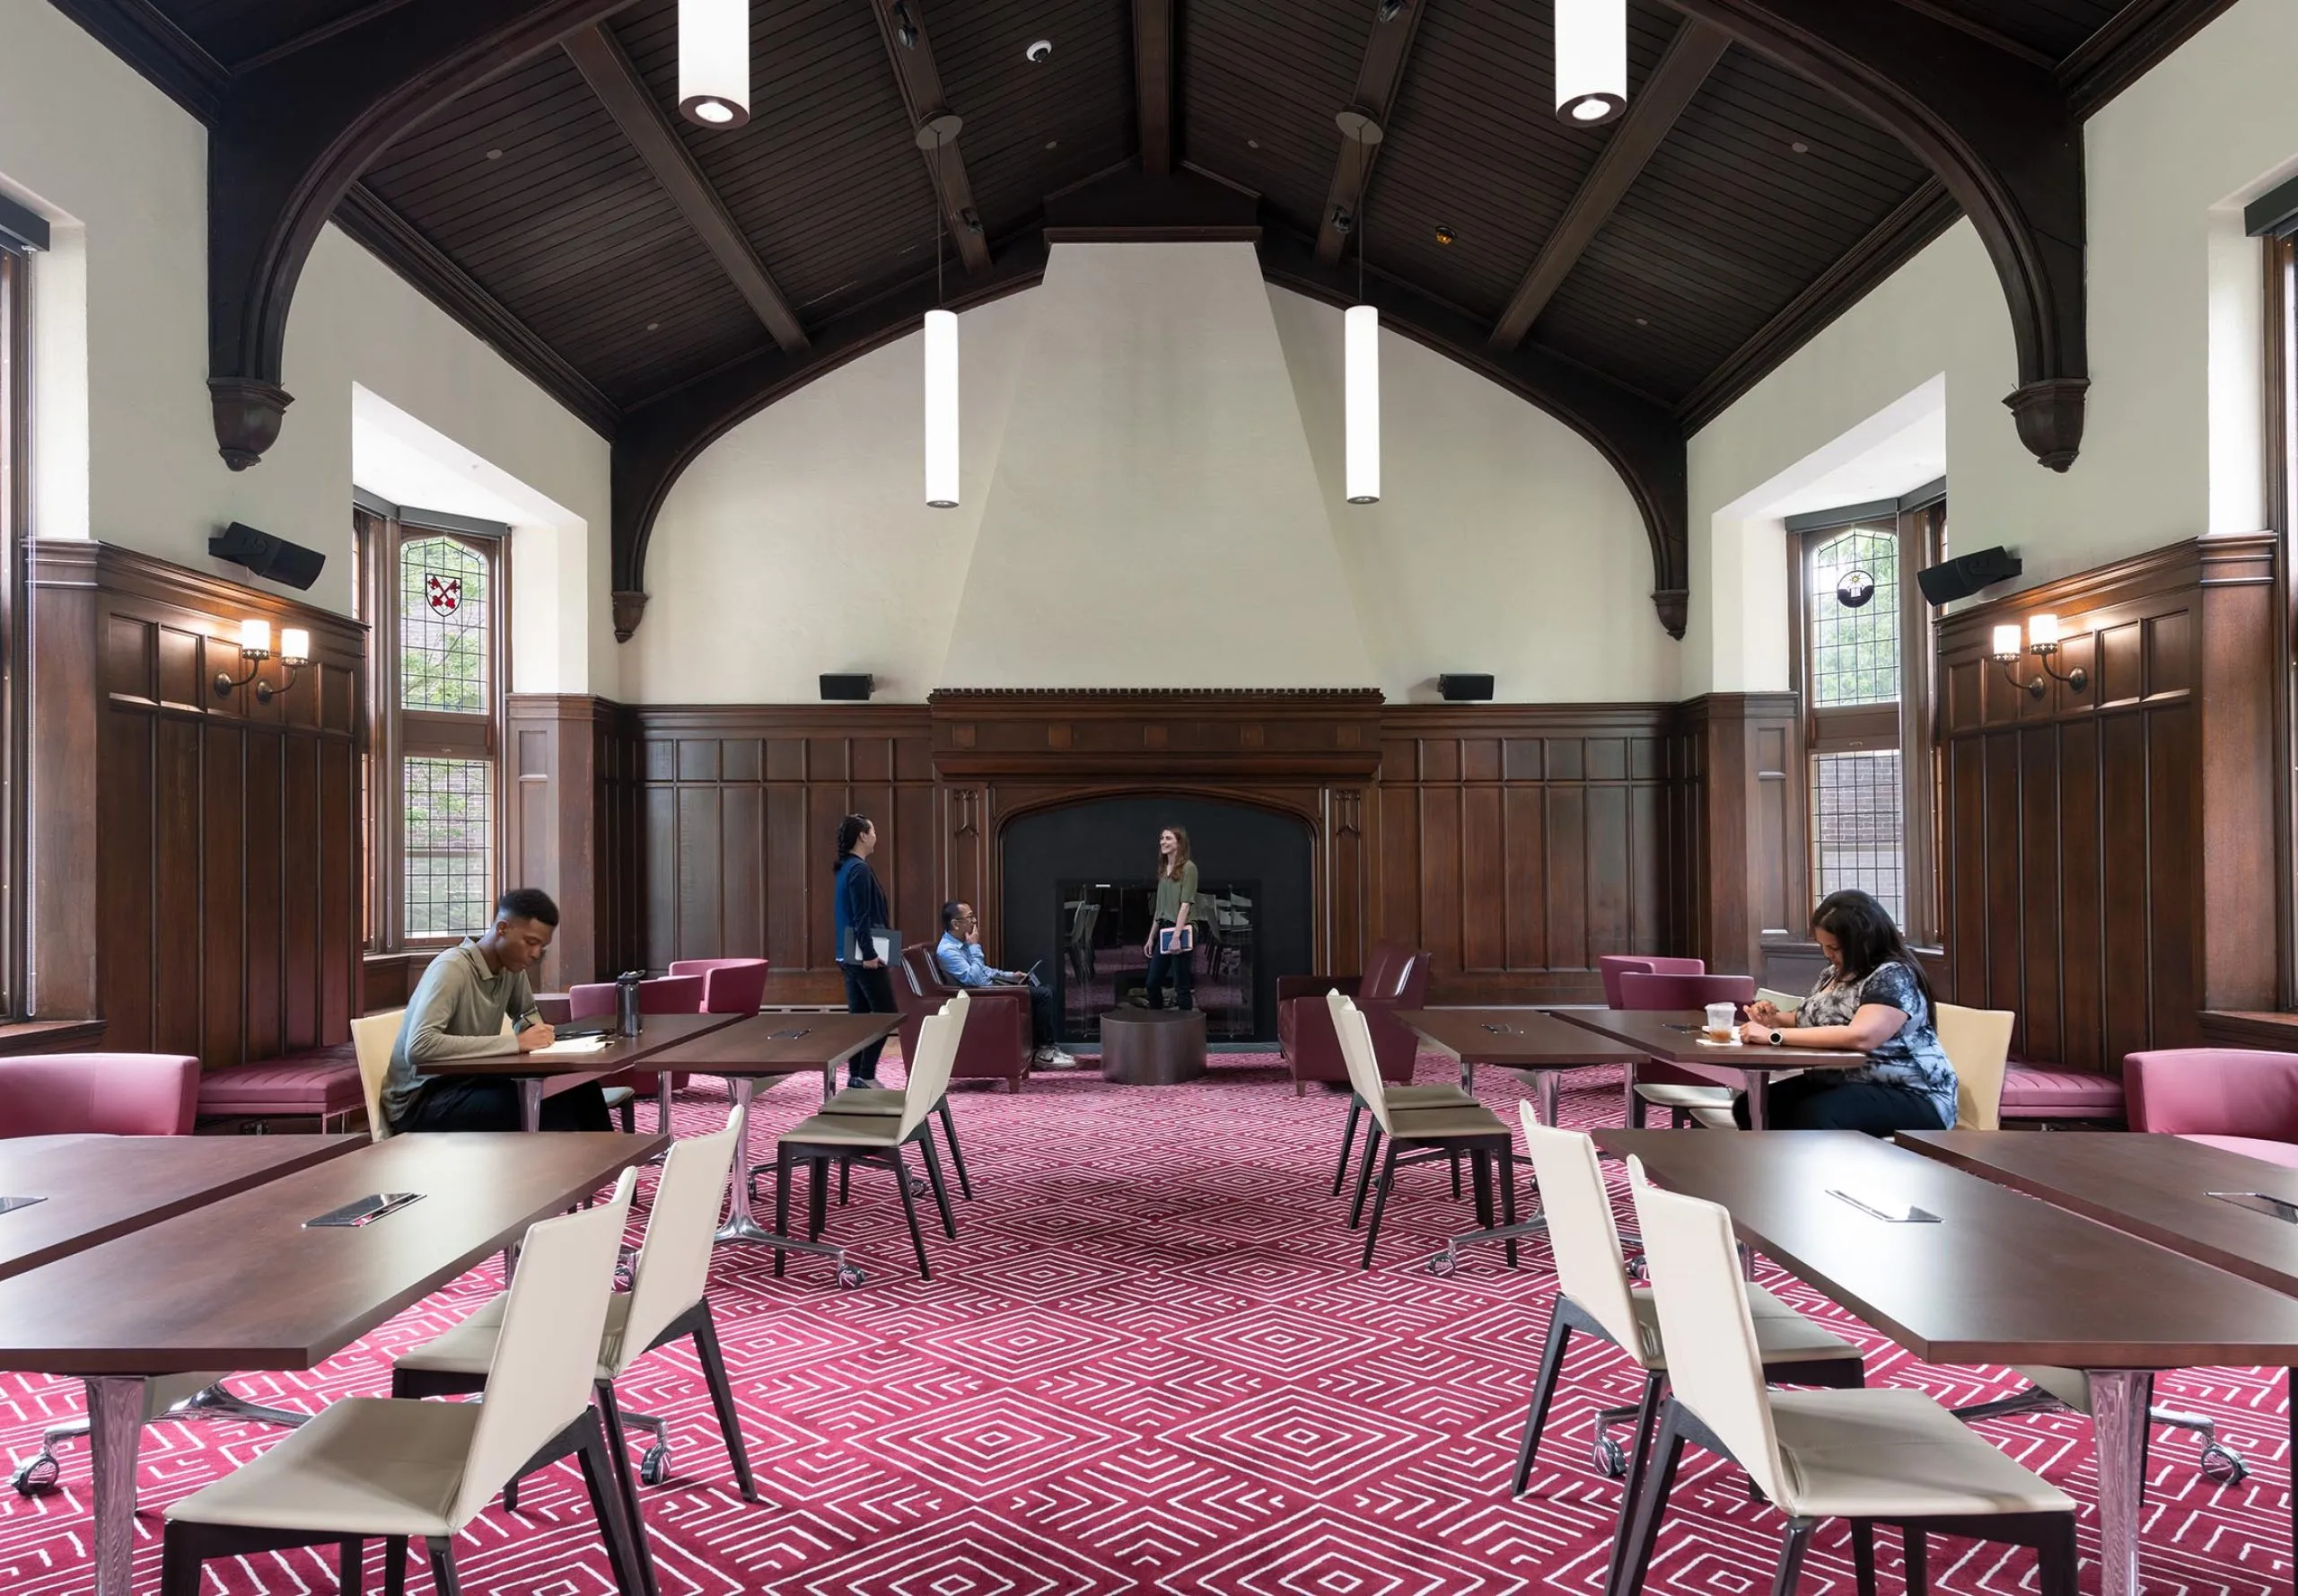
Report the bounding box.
[2127,1049,2298,1168]
[0,1054,200,1138]
[668,957,770,1014]
[568,975,707,1123]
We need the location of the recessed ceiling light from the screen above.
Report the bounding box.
[485,148,503,160]
[1025,38,1052,63]
[1434,224,1456,246]
[1791,141,1810,153]
[1248,138,1260,149]
[1046,139,1058,150]
[646,321,661,331]
[1634,316,1649,326]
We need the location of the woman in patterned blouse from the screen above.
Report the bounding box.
[1731,889,1959,1132]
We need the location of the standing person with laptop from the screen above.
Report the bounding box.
[936,901,1077,1067]
[1142,825,1197,1011]
[834,814,899,1090]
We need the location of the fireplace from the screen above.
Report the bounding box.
[998,794,1312,1045]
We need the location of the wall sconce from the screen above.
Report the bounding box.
[214,619,311,702]
[1990,612,2087,698]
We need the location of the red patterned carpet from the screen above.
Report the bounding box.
[0,1056,2289,1594]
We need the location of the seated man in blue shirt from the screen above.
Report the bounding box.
[936,901,1076,1067]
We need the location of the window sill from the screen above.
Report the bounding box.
[2198,1011,2298,1049]
[0,1019,112,1056]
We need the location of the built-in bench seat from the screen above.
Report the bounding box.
[195,1045,364,1134]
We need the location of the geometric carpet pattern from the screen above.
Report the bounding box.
[0,1053,2287,1594]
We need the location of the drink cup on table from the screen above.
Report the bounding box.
[1704,1000,1737,1039]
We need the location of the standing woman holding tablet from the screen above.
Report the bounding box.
[1143,825,1197,1011]
[834,814,897,1089]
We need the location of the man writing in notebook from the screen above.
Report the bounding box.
[936,901,1077,1068]
[384,887,611,1131]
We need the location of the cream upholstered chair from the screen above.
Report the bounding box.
[158,1185,648,1596]
[1329,991,1518,1271]
[1937,1002,2015,1131]
[773,994,967,1280]
[1613,1159,2077,1596]
[393,1117,758,1541]
[1511,1113,1864,1587]
[351,1010,403,1139]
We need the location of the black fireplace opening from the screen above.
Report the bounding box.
[998,795,1312,1046]
[1056,877,1260,1042]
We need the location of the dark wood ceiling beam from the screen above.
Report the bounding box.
[200,0,637,469]
[333,182,619,435]
[2062,0,2242,115]
[1312,0,1432,266]
[615,235,1052,621]
[1257,227,1688,636]
[864,0,992,274]
[1679,179,1960,432]
[1662,0,2089,469]
[1133,0,1174,178]
[43,0,228,119]
[1876,1,2054,68]
[1489,18,1730,352]
[562,23,807,354]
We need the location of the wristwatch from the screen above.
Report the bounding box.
[1767,1030,1785,1047]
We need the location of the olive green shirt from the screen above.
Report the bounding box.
[1152,861,1198,926]
[382,939,541,1128]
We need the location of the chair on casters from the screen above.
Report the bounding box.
[158,1192,652,1596]
[774,994,968,1281]
[1936,1015,2250,1485]
[4,1052,311,1498]
[1329,991,1518,1271]
[1509,1111,1864,1590]
[393,1117,758,1541]
[1611,1158,2078,1596]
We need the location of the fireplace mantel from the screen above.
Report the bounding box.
[926,688,1385,781]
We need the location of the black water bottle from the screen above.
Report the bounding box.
[616,969,644,1038]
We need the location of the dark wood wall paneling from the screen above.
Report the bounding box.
[26,541,365,1064]
[1671,693,1807,984]
[1935,535,2279,1074]
[614,692,1789,1005]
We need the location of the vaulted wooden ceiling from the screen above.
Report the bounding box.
[52,0,2235,636]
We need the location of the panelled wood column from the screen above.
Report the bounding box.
[504,694,635,987]
[1936,534,2278,1070]
[26,541,365,1060]
[1674,692,1807,981]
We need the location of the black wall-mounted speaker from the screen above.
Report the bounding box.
[209,522,327,592]
[1437,674,1495,702]
[1916,545,2022,606]
[820,673,875,701]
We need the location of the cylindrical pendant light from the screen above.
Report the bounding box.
[1556,0,1627,126]
[924,308,960,508]
[678,0,750,128]
[1346,303,1380,504]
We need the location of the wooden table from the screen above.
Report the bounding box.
[1598,1129,2298,1596]
[418,1010,746,1130]
[0,1135,362,1282]
[1397,1007,1645,1124]
[1394,1009,1646,1276]
[1550,1007,1869,1128]
[0,1131,662,1596]
[644,1012,903,1277]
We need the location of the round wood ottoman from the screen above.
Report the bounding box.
[1100,1008,1207,1084]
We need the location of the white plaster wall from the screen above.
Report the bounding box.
[629,275,1676,703]
[1683,0,2298,695]
[0,0,615,692]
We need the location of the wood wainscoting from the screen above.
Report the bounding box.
[27,541,366,1062]
[618,692,1755,1005]
[1935,534,2279,1072]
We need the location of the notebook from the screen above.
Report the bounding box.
[1158,925,1196,954]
